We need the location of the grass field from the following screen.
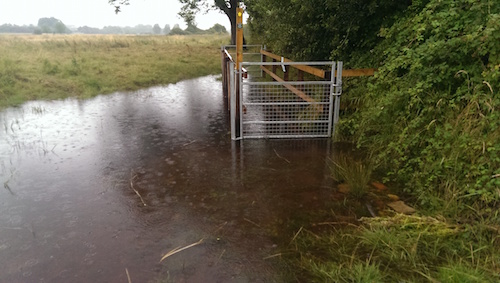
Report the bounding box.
[0,34,229,108]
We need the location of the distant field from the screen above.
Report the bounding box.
[0,34,230,108]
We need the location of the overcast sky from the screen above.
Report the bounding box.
[0,0,230,30]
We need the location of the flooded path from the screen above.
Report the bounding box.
[0,76,341,282]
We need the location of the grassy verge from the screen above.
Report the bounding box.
[283,212,500,282]
[0,34,229,108]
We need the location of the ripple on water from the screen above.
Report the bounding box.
[0,76,296,282]
[23,258,39,268]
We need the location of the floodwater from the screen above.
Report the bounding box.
[0,75,345,282]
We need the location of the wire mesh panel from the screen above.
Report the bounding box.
[236,61,342,139]
[241,82,333,138]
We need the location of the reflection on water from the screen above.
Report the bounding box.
[0,75,339,282]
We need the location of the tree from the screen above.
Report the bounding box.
[169,24,186,35]
[153,24,162,34]
[108,0,244,44]
[207,23,227,34]
[246,0,410,62]
[54,22,68,34]
[37,17,70,34]
[179,0,242,44]
[77,26,102,34]
[163,24,171,34]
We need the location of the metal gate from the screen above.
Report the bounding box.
[229,59,343,140]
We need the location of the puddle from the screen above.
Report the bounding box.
[0,75,352,282]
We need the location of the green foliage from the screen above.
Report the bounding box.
[293,215,500,282]
[247,1,499,210]
[247,1,500,281]
[169,27,188,35]
[163,24,171,35]
[306,261,384,283]
[330,152,373,198]
[42,59,60,75]
[37,17,70,34]
[246,0,410,63]
[0,34,228,108]
[153,24,162,34]
[206,23,228,34]
[437,264,492,283]
[356,0,500,212]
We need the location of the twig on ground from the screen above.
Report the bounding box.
[290,226,303,244]
[183,140,196,147]
[263,253,282,260]
[125,268,132,283]
[273,149,290,164]
[130,171,147,207]
[214,249,226,266]
[243,218,261,228]
[160,238,204,263]
[313,221,360,228]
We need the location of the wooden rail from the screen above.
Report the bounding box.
[261,50,326,78]
[260,50,376,79]
[260,66,323,112]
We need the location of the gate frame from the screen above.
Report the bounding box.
[230,60,343,140]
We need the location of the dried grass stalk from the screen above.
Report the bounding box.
[159,238,204,263]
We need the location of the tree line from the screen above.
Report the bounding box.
[0,17,227,35]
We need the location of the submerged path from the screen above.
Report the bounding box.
[0,75,336,282]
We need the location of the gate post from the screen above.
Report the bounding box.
[334,61,343,125]
[331,61,343,139]
[236,8,244,70]
[221,47,228,98]
[230,62,237,140]
[328,62,336,138]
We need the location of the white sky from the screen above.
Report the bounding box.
[0,0,230,30]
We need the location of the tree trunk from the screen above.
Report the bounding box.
[217,0,245,45]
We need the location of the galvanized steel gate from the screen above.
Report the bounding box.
[224,47,343,140]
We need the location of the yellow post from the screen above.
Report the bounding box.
[236,7,243,70]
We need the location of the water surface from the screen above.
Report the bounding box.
[0,76,338,282]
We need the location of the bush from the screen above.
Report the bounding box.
[356,0,500,213]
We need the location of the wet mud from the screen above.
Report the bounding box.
[0,76,355,282]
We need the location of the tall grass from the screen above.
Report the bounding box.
[0,34,229,108]
[290,214,500,282]
[330,152,373,198]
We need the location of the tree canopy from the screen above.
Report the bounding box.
[179,0,241,43]
[246,0,410,62]
[37,17,70,34]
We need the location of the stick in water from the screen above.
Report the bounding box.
[160,238,204,263]
[125,268,132,283]
[130,172,147,206]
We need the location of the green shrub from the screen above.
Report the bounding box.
[356,0,500,213]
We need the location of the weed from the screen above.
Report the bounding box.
[31,106,45,114]
[289,214,500,282]
[330,152,373,198]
